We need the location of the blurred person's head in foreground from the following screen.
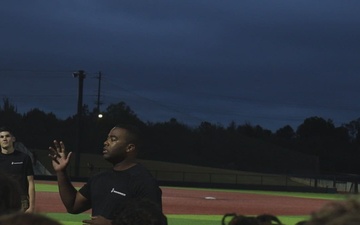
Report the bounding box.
[0,213,63,225]
[112,198,167,225]
[306,197,360,225]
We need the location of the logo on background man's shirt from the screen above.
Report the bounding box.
[11,161,23,165]
[110,188,126,196]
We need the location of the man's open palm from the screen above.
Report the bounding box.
[48,140,72,172]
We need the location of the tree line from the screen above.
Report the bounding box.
[1,98,360,175]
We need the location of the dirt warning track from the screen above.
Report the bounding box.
[36,185,332,215]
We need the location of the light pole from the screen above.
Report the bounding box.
[73,70,86,177]
[96,71,103,118]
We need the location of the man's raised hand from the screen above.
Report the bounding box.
[48,140,72,172]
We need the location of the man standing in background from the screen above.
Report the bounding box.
[0,126,35,213]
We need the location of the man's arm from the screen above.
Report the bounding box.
[49,140,91,214]
[25,175,35,213]
[56,170,90,213]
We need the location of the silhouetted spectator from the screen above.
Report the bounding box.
[222,213,259,225]
[256,214,283,225]
[222,213,283,225]
[0,213,63,225]
[295,220,308,225]
[112,198,167,225]
[306,197,360,225]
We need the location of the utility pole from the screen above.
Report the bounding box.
[73,70,86,177]
[96,71,102,118]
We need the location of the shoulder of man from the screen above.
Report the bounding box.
[127,164,158,182]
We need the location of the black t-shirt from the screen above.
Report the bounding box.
[0,150,34,196]
[79,163,162,220]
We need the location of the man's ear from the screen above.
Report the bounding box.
[12,136,16,142]
[126,144,135,153]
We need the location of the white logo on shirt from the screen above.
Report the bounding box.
[11,162,23,165]
[111,188,126,196]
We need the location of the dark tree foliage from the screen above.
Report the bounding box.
[194,121,228,166]
[1,98,359,174]
[344,118,360,145]
[237,123,272,140]
[295,117,355,173]
[275,125,295,140]
[21,109,61,149]
[296,117,336,156]
[0,98,22,133]
[145,118,195,163]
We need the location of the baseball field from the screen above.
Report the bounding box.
[35,180,348,225]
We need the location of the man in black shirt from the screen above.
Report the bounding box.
[49,124,162,225]
[0,126,35,213]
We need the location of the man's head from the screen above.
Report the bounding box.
[112,198,167,225]
[0,212,63,225]
[102,124,141,164]
[306,198,360,225]
[0,127,16,152]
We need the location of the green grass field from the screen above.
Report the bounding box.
[44,213,309,225]
[36,182,346,225]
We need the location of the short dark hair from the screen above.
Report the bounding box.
[112,198,167,225]
[114,124,142,146]
[0,126,14,136]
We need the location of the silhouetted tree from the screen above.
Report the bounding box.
[0,98,22,133]
[193,122,231,166]
[237,123,272,139]
[0,98,358,174]
[275,125,295,140]
[21,108,61,149]
[145,118,195,162]
[296,116,354,173]
[102,102,143,126]
[296,116,335,156]
[273,125,296,149]
[344,118,360,144]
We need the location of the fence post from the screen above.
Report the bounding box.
[355,181,359,194]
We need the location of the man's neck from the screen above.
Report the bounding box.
[113,158,137,171]
[1,147,14,154]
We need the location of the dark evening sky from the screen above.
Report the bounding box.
[1,1,360,131]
